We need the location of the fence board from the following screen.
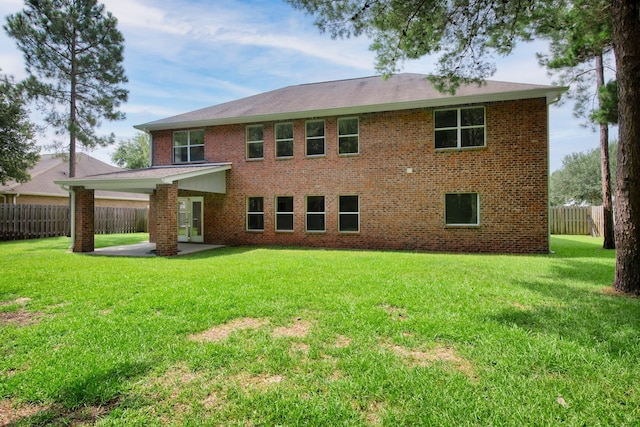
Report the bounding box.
[0,204,147,241]
[549,206,605,236]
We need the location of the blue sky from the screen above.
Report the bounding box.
[1,0,608,172]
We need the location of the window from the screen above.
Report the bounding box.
[445,193,479,226]
[275,123,294,158]
[247,197,264,231]
[306,120,325,156]
[339,195,359,232]
[246,125,264,159]
[276,196,294,231]
[434,107,485,149]
[338,117,359,155]
[173,130,204,163]
[306,196,325,232]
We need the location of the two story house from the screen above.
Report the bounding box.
[56,73,566,256]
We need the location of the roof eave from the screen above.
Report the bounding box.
[135,87,568,132]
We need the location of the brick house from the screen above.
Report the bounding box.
[56,74,566,256]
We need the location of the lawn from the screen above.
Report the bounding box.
[0,235,638,426]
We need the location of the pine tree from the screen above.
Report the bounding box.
[0,73,40,185]
[4,0,128,178]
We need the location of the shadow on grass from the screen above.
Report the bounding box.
[4,361,151,427]
[492,257,639,359]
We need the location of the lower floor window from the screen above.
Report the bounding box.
[306,196,325,232]
[339,195,359,232]
[445,193,479,226]
[276,196,294,231]
[247,197,264,230]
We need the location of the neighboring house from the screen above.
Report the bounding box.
[56,73,566,256]
[2,153,148,208]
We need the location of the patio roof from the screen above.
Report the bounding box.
[54,163,232,194]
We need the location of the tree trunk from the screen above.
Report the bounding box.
[611,0,640,294]
[69,26,77,178]
[595,54,615,249]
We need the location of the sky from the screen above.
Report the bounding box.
[0,0,609,172]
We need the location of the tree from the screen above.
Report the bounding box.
[111,132,150,169]
[0,72,40,185]
[550,143,617,206]
[610,0,640,294]
[287,0,640,294]
[536,0,616,248]
[4,0,128,178]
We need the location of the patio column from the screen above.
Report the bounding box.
[148,190,156,243]
[155,183,178,256]
[72,186,94,252]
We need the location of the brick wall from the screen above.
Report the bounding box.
[152,98,550,254]
[155,184,178,256]
[73,186,94,252]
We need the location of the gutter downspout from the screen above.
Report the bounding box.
[13,193,19,204]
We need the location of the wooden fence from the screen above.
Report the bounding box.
[0,204,148,241]
[549,205,605,236]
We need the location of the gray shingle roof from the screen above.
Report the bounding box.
[1,153,148,201]
[136,73,566,131]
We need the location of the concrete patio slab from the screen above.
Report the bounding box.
[90,242,224,257]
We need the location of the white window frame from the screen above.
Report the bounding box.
[434,106,486,150]
[275,122,294,158]
[338,195,360,233]
[173,129,205,164]
[338,117,359,155]
[246,124,264,160]
[445,193,480,226]
[275,196,294,232]
[305,119,325,157]
[246,196,264,231]
[306,195,326,233]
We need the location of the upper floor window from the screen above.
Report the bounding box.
[275,123,294,158]
[445,193,479,226]
[173,130,204,163]
[338,117,359,155]
[434,107,485,149]
[246,125,264,159]
[306,120,325,156]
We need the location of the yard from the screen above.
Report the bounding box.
[0,235,638,426]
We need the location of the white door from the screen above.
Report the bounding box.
[178,197,204,243]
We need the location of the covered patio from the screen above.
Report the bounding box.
[55,163,231,256]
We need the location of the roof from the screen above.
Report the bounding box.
[136,73,568,132]
[55,163,232,194]
[1,153,148,201]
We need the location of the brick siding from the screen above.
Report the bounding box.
[73,186,95,252]
[151,98,549,254]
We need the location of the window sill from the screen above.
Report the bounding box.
[275,230,294,233]
[444,225,481,229]
[246,158,264,162]
[246,229,264,233]
[276,156,294,160]
[338,152,359,157]
[306,154,326,159]
[435,146,486,153]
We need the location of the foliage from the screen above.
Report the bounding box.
[111,132,150,169]
[536,0,614,125]
[287,0,556,93]
[550,142,617,205]
[1,235,637,424]
[0,73,40,185]
[4,0,128,176]
[591,80,618,125]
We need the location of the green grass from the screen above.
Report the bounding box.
[1,234,638,426]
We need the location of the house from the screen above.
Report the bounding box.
[1,153,148,208]
[56,73,566,256]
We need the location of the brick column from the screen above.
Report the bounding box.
[148,190,156,243]
[155,183,178,256]
[72,186,95,252]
